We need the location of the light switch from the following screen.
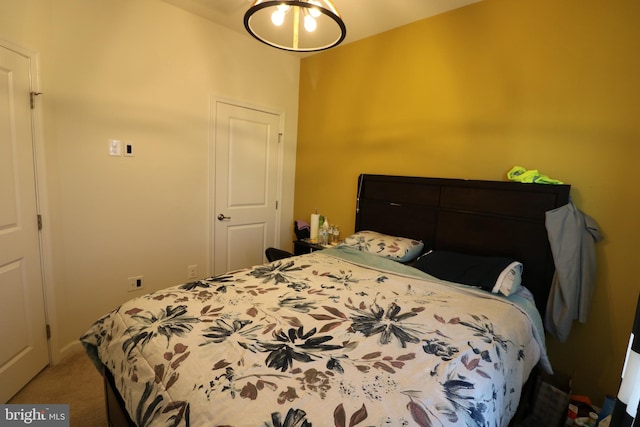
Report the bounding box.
[109,139,122,156]
[124,142,134,157]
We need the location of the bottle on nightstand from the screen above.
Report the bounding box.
[319,220,329,246]
[332,225,340,244]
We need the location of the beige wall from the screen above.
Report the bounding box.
[1,0,300,359]
[296,0,640,403]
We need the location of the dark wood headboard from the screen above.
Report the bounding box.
[355,174,571,318]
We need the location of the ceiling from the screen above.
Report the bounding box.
[161,0,481,54]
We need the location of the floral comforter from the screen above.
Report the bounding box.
[81,246,548,427]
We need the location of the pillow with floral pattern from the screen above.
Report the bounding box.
[340,230,424,262]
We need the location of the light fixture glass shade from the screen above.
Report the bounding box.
[244,0,346,52]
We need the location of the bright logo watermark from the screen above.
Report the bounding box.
[0,405,69,426]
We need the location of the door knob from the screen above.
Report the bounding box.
[217,214,231,221]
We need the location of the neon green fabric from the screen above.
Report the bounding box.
[507,166,563,184]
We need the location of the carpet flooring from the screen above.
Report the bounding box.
[8,349,108,427]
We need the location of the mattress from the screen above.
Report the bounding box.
[80,246,549,427]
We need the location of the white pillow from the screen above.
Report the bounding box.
[491,261,523,296]
[341,231,424,262]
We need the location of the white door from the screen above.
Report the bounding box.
[0,45,48,402]
[213,100,281,274]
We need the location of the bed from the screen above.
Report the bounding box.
[81,174,570,427]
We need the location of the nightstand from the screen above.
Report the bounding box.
[293,240,325,255]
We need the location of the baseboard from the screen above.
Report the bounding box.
[55,340,84,365]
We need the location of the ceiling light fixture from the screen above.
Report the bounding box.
[244,0,346,52]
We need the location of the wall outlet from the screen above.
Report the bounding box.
[187,265,198,279]
[127,275,144,292]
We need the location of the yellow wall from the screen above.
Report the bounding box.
[296,0,640,403]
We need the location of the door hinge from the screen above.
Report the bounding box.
[37,214,43,230]
[277,132,283,143]
[275,200,279,210]
[46,324,51,339]
[30,91,42,109]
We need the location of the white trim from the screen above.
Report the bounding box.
[275,111,285,248]
[207,96,214,278]
[58,340,84,361]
